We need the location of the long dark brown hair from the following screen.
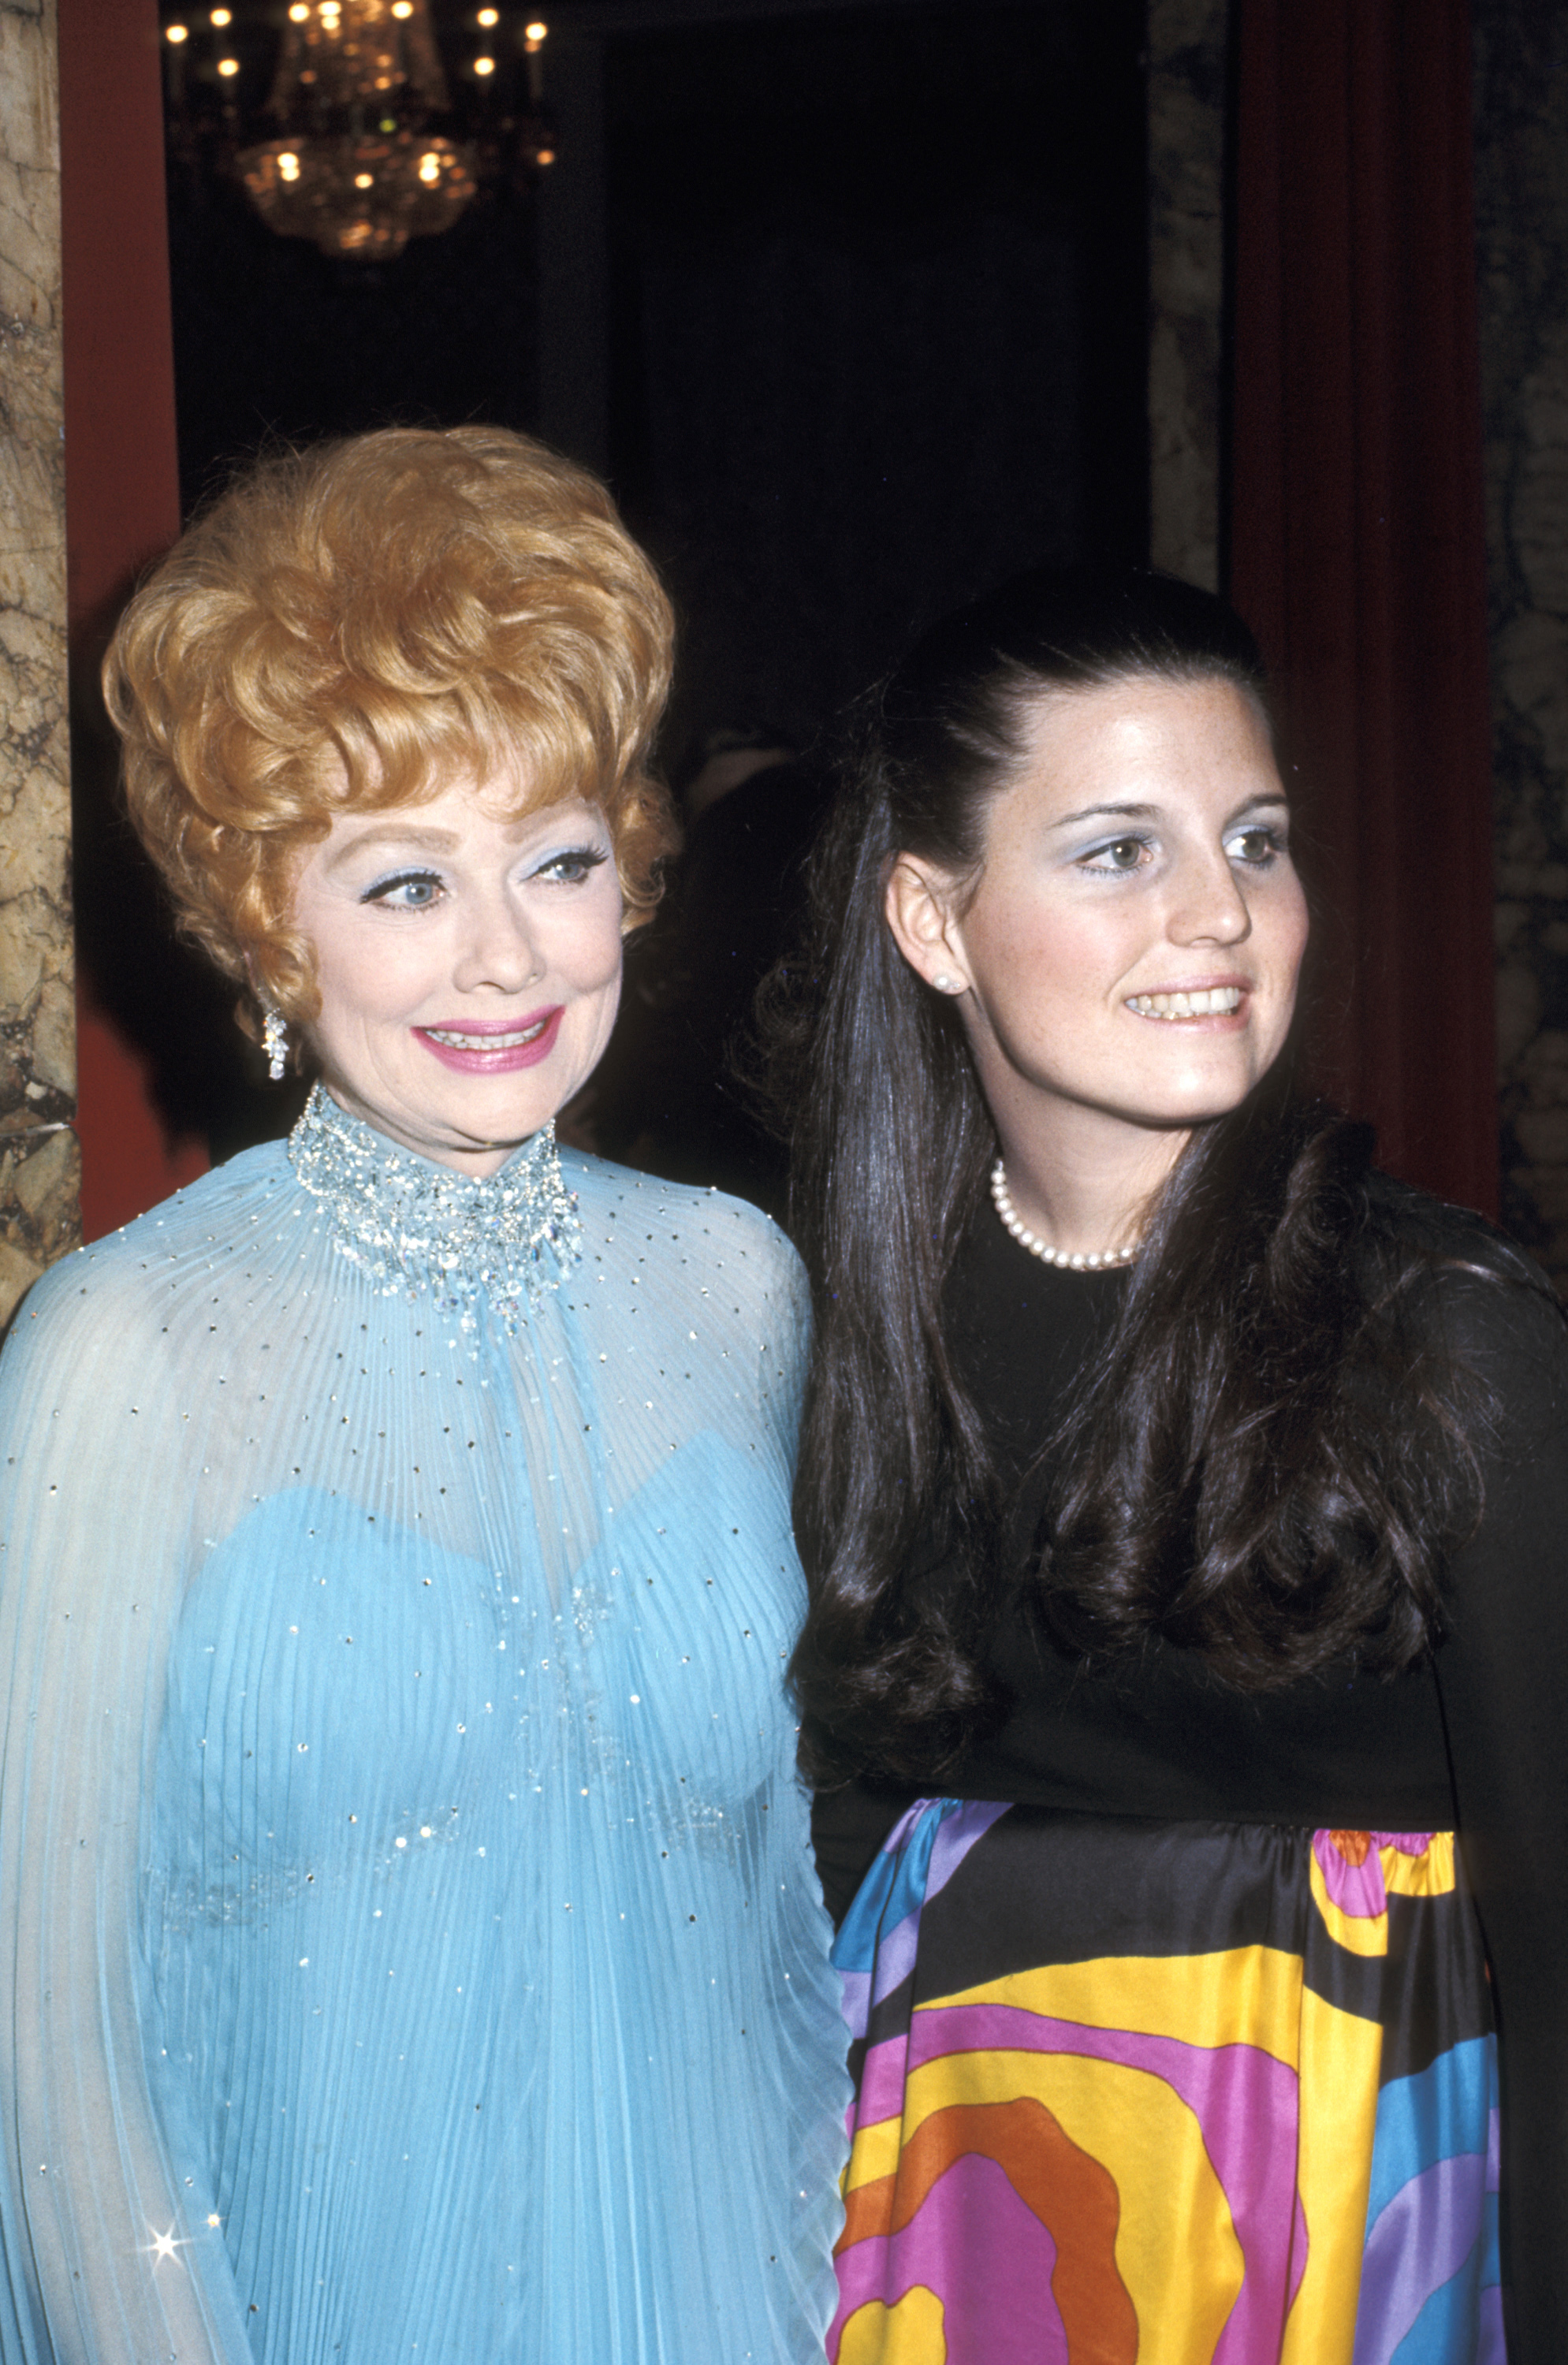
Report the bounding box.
[768,567,1523,1785]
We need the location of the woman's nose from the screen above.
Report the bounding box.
[452,894,544,992]
[1165,847,1253,946]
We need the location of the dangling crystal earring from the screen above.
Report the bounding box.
[262,1007,288,1082]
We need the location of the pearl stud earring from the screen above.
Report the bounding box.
[931,973,961,994]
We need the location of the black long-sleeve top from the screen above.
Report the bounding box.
[813,1192,1568,2358]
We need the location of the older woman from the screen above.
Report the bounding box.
[780,568,1568,2360]
[0,426,846,2363]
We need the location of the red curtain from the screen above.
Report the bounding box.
[57,0,207,1236]
[1230,0,1496,1215]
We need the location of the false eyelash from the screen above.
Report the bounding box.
[359,868,444,905]
[535,846,610,880]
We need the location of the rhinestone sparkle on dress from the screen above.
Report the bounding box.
[289,1084,582,1333]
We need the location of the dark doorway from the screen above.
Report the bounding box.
[602,2,1149,768]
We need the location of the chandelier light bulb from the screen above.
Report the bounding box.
[218,55,240,75]
[166,22,189,41]
[525,20,547,39]
[232,0,523,261]
[210,6,232,21]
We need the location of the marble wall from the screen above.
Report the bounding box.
[0,0,77,1330]
[1147,0,1228,594]
[1473,0,1568,1277]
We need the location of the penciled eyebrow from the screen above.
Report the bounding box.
[323,825,464,872]
[1050,792,1291,832]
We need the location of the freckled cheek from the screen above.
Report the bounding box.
[1287,900,1311,982]
[1263,890,1311,1011]
[981,905,1135,1013]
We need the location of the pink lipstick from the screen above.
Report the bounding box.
[413,1007,564,1074]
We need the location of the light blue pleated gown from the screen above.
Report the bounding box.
[0,1089,847,2363]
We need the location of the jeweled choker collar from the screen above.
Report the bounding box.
[289,1083,583,1332]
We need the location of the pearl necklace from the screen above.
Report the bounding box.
[989,1159,1140,1270]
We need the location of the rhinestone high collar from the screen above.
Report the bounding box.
[288,1084,583,1334]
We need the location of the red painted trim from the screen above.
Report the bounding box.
[58,0,209,1237]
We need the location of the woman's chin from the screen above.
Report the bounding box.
[325,1076,574,1170]
[1110,1057,1276,1131]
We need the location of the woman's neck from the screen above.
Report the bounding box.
[992,1108,1188,1259]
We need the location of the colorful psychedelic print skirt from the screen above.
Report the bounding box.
[829,1801,1503,2365]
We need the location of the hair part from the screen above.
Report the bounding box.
[104,425,678,1024]
[768,564,1514,1783]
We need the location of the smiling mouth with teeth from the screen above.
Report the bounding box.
[425,1021,551,1050]
[1126,986,1244,1020]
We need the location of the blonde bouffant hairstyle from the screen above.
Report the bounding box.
[103,424,678,1026]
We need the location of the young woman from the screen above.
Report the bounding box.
[777,568,1566,2360]
[0,426,847,2363]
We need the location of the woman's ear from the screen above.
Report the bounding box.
[885,856,970,996]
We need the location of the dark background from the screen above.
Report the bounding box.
[95,0,1149,1162]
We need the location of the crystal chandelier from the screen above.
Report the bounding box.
[181,2,553,264]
